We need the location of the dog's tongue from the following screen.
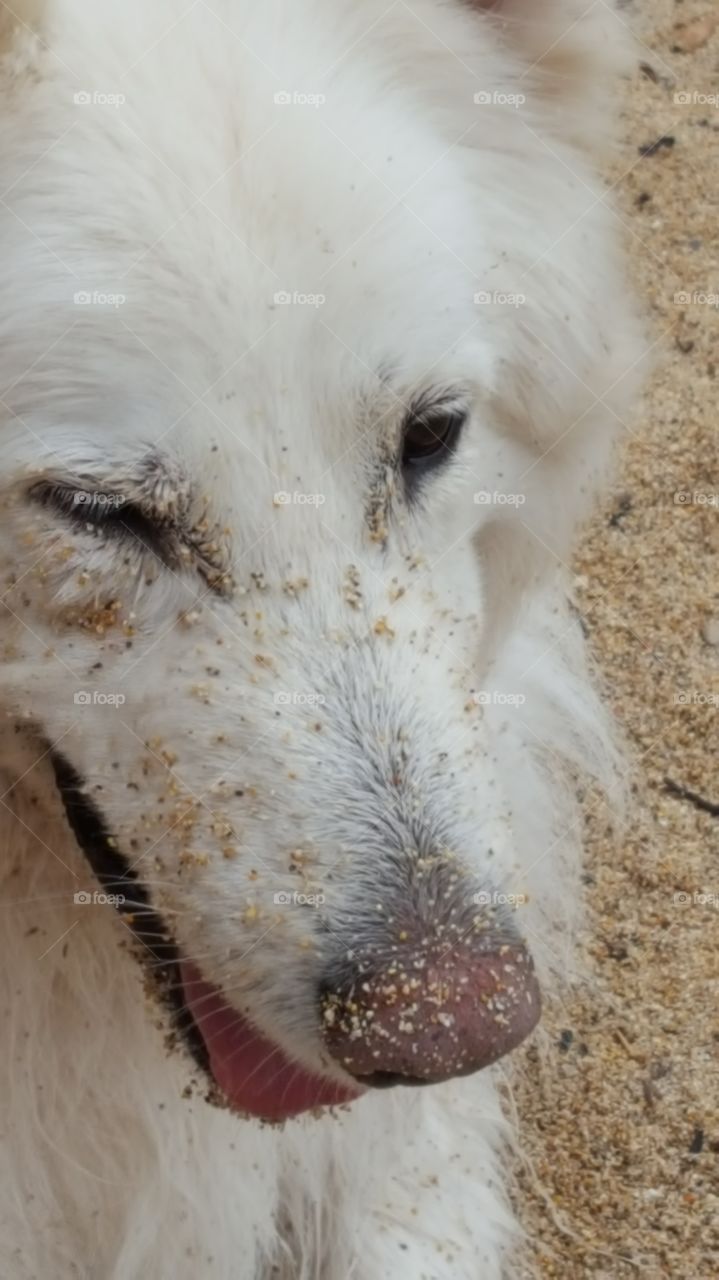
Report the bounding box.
[179,962,361,1121]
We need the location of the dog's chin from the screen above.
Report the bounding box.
[179,962,363,1122]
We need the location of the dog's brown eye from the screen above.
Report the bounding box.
[402,406,466,469]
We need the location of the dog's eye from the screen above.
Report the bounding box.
[29,481,167,557]
[401,404,466,471]
[27,466,232,593]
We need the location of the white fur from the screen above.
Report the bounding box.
[0,2,641,1276]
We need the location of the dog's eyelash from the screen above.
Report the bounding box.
[28,480,173,561]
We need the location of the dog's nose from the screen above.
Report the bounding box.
[321,943,540,1086]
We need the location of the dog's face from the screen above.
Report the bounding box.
[0,11,546,1118]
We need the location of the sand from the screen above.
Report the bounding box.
[510,3,719,1276]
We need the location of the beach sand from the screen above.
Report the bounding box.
[511,4,719,1275]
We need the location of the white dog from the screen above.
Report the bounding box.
[0,2,642,1276]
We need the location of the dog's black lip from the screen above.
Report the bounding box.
[49,748,210,1077]
[356,1070,431,1089]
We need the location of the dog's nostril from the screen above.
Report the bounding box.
[322,942,540,1087]
[355,1070,431,1089]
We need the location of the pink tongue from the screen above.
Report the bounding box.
[179,962,361,1121]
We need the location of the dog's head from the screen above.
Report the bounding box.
[0,0,626,1119]
[0,341,538,1118]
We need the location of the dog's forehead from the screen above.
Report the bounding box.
[74,180,492,502]
[0,3,502,508]
[150,99,491,395]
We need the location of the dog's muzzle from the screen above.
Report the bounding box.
[321,938,540,1086]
